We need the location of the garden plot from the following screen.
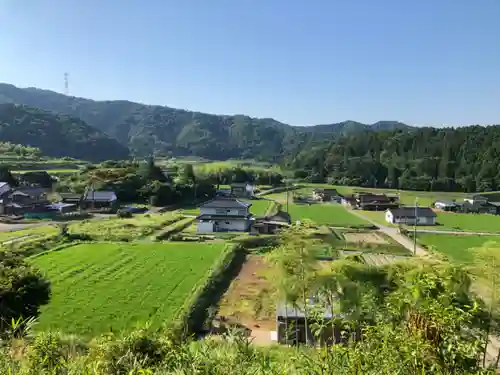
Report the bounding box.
[343,231,388,245]
[361,253,408,266]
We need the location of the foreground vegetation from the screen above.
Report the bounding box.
[30,242,226,336]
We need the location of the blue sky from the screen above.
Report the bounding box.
[1,0,499,126]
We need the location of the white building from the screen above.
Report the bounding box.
[0,182,12,197]
[385,207,437,226]
[196,198,253,233]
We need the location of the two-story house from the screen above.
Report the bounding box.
[196,198,253,233]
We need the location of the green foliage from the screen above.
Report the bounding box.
[0,251,51,333]
[0,103,129,161]
[291,126,500,192]
[0,165,16,185]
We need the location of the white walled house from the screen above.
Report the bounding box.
[385,207,437,226]
[196,198,253,233]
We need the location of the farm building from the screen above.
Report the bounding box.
[357,193,399,211]
[196,198,253,233]
[434,200,459,212]
[18,171,53,188]
[230,182,254,198]
[59,192,83,205]
[312,188,342,202]
[253,210,291,234]
[342,193,399,211]
[276,300,355,346]
[82,190,118,211]
[46,202,77,214]
[461,201,498,215]
[385,207,437,226]
[464,194,489,205]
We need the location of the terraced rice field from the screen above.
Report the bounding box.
[288,203,369,226]
[30,242,226,336]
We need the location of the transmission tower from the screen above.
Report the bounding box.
[64,72,69,95]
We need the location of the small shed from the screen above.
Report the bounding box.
[276,300,354,346]
[434,200,457,212]
[82,190,118,210]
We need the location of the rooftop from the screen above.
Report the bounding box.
[198,214,252,220]
[276,298,338,319]
[83,190,117,202]
[388,206,436,218]
[201,198,251,209]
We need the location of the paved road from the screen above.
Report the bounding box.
[348,210,429,256]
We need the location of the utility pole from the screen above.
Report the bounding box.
[413,197,418,255]
[285,179,289,213]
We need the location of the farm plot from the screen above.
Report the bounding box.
[30,242,226,336]
[431,212,500,233]
[361,253,408,266]
[217,255,276,332]
[288,203,370,227]
[343,231,388,244]
[68,212,181,241]
[417,234,500,263]
[0,225,58,244]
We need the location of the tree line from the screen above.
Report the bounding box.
[288,126,500,192]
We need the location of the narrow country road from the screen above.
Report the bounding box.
[348,209,429,256]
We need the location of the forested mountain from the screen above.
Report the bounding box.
[0,83,410,160]
[289,126,500,193]
[0,103,129,162]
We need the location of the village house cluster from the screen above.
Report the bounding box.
[0,171,119,220]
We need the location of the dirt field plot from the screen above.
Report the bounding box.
[217,255,276,335]
[343,231,388,244]
[361,253,408,266]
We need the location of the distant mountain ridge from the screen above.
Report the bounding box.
[0,103,129,162]
[0,83,412,160]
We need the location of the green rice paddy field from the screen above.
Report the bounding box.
[417,234,500,263]
[30,242,226,336]
[288,203,369,227]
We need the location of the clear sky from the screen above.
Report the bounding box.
[1,0,499,126]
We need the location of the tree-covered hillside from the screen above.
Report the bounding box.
[0,83,410,160]
[0,103,129,162]
[290,126,500,192]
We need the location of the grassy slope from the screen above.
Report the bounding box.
[0,226,58,243]
[30,242,225,336]
[418,234,500,263]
